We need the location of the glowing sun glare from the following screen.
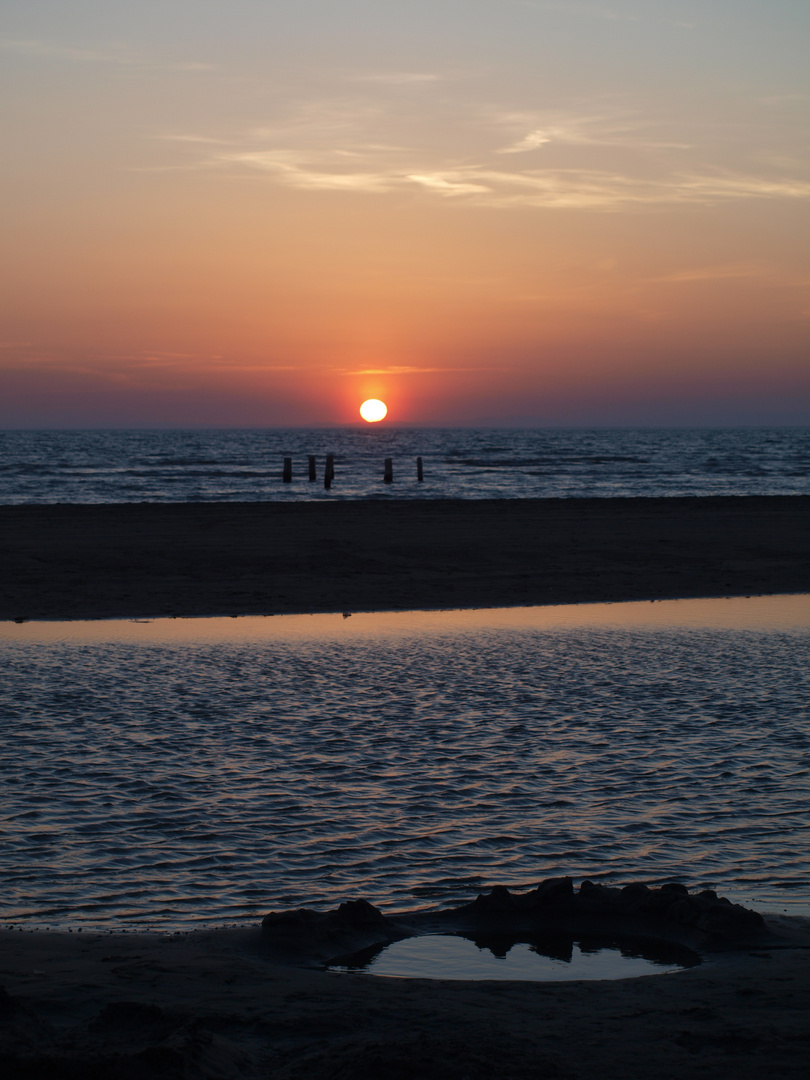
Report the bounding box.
[360,399,388,423]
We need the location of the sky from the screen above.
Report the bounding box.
[1,0,809,428]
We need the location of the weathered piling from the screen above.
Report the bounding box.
[417,456,424,482]
[383,458,393,484]
[324,453,335,490]
[282,457,292,483]
[308,456,317,481]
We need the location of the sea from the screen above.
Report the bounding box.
[0,426,808,503]
[1,427,808,933]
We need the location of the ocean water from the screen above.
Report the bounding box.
[1,596,808,930]
[1,426,808,503]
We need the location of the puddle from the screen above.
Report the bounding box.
[326,932,700,981]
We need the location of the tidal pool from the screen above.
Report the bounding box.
[326,932,700,981]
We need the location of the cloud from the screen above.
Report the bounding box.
[1,38,136,65]
[407,173,491,196]
[403,167,810,209]
[223,149,396,193]
[652,264,764,283]
[1,37,215,72]
[649,263,805,286]
[351,73,441,86]
[215,147,810,209]
[528,2,640,22]
[162,92,810,212]
[345,366,502,375]
[760,94,807,105]
[498,129,554,153]
[1,350,307,382]
[158,134,231,146]
[247,100,387,144]
[492,109,692,153]
[346,366,448,375]
[676,173,810,201]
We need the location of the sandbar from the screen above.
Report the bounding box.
[1,495,808,621]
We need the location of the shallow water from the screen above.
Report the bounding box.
[1,596,808,929]
[326,932,699,981]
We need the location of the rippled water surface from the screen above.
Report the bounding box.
[1,427,808,503]
[1,596,808,928]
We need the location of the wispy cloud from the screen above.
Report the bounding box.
[675,173,810,202]
[346,366,447,375]
[652,264,765,284]
[98,351,301,370]
[214,148,810,208]
[760,94,807,105]
[492,109,692,153]
[344,366,500,375]
[3,349,303,377]
[351,72,441,86]
[1,37,216,72]
[649,262,807,286]
[407,173,491,196]
[498,129,554,153]
[527,2,640,22]
[158,134,232,146]
[1,38,136,65]
[162,93,810,212]
[224,150,396,193]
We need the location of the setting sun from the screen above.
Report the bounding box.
[360,399,387,423]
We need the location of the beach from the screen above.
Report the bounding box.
[2,910,810,1079]
[1,495,809,621]
[2,494,810,1077]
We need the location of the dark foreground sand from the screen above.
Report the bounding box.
[1,495,809,620]
[2,907,809,1079]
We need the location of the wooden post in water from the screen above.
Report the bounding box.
[416,456,424,482]
[324,453,335,489]
[308,455,317,481]
[282,457,292,483]
[384,458,393,484]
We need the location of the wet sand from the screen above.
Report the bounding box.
[1,495,808,620]
[2,913,809,1079]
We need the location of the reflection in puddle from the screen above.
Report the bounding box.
[327,932,700,981]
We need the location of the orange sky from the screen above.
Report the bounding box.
[1,2,809,426]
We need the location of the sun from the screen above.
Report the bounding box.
[359,399,388,423]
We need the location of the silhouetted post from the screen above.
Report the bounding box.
[384,458,393,484]
[308,455,317,481]
[416,456,424,482]
[282,457,292,483]
[324,453,335,489]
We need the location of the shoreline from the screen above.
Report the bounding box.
[2,495,809,621]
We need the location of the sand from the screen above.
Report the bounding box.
[3,495,810,1076]
[2,908,809,1079]
[1,495,809,620]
